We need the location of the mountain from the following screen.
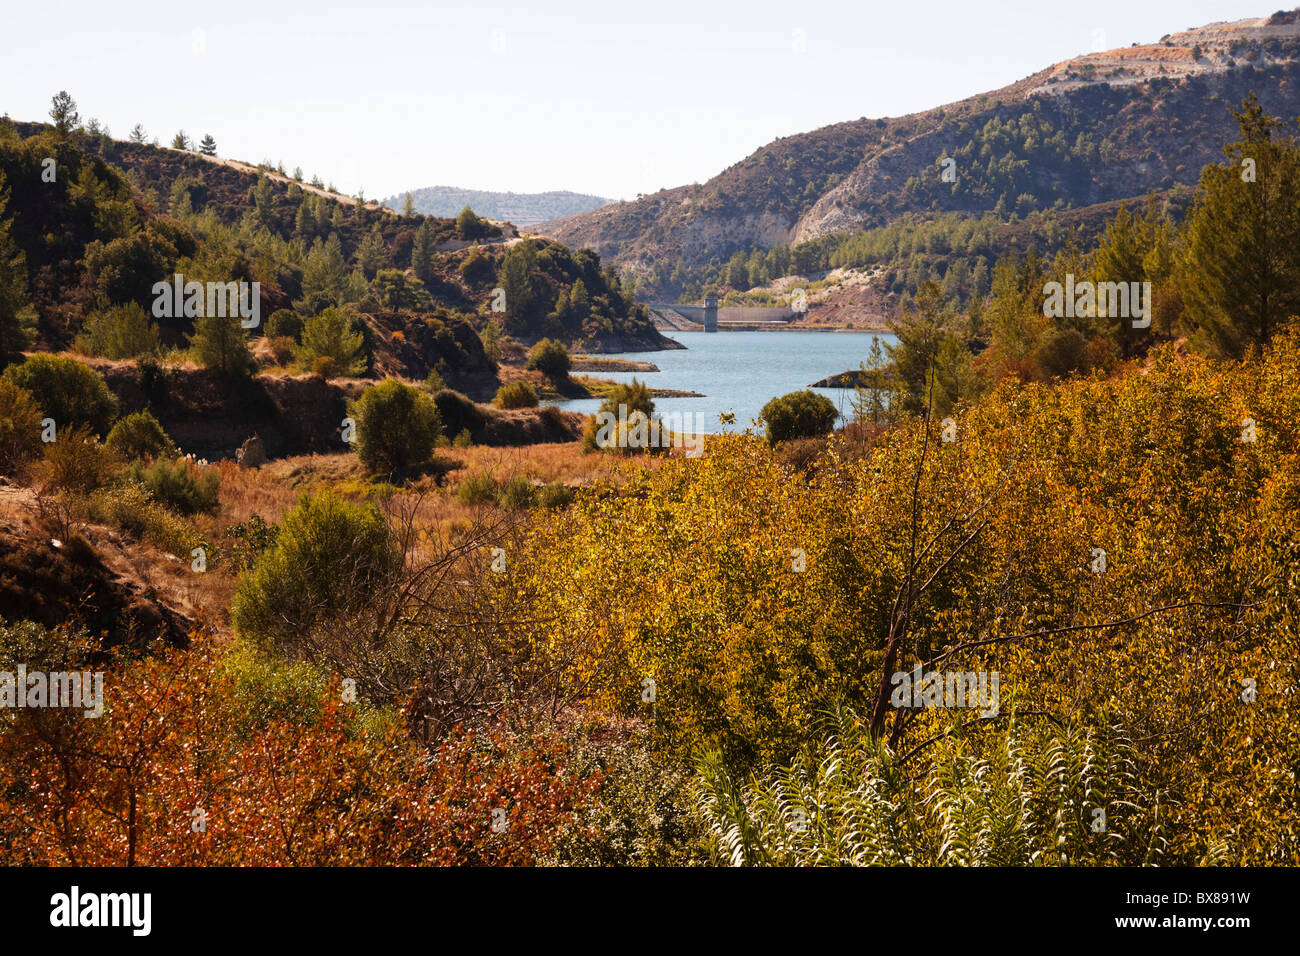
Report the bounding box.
[538,10,1300,300]
[384,186,611,226]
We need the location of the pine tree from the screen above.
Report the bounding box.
[479,318,504,361]
[199,134,217,156]
[886,280,969,414]
[498,241,537,333]
[402,193,416,217]
[129,124,147,144]
[171,130,191,150]
[1182,94,1300,357]
[410,220,436,284]
[168,179,193,217]
[49,91,79,135]
[1090,197,1174,350]
[297,235,349,313]
[355,225,388,280]
[189,312,252,377]
[0,171,37,367]
[851,336,899,426]
[295,307,367,377]
[253,175,276,230]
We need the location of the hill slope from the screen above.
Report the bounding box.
[0,121,673,360]
[539,10,1300,298]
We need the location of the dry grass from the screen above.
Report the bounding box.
[438,442,614,487]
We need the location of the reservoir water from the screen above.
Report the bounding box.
[550,330,897,433]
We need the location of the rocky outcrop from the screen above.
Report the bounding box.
[236,435,266,468]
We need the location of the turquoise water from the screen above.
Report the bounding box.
[551,330,896,434]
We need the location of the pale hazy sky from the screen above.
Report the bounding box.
[1,0,1272,200]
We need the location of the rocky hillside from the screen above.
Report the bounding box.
[539,10,1300,298]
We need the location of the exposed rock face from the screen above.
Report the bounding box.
[366,310,501,399]
[236,435,266,468]
[98,364,349,462]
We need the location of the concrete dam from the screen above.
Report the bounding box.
[647,296,798,332]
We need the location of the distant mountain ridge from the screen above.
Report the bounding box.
[537,9,1300,298]
[385,185,611,226]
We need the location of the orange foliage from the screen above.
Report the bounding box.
[0,634,596,865]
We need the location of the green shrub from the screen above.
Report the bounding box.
[453,428,472,448]
[760,389,838,445]
[459,249,495,284]
[89,481,199,556]
[526,338,571,378]
[456,205,488,240]
[349,379,442,474]
[265,309,303,342]
[129,456,220,515]
[218,641,331,732]
[537,482,574,509]
[584,379,659,455]
[498,475,535,510]
[222,513,280,574]
[231,491,402,650]
[598,379,654,420]
[423,369,446,393]
[3,354,118,434]
[0,379,42,475]
[42,425,122,493]
[296,307,367,377]
[433,389,486,442]
[544,739,708,866]
[494,381,539,409]
[73,303,161,359]
[456,472,498,506]
[105,410,177,462]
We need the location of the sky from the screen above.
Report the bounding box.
[1,0,1274,201]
